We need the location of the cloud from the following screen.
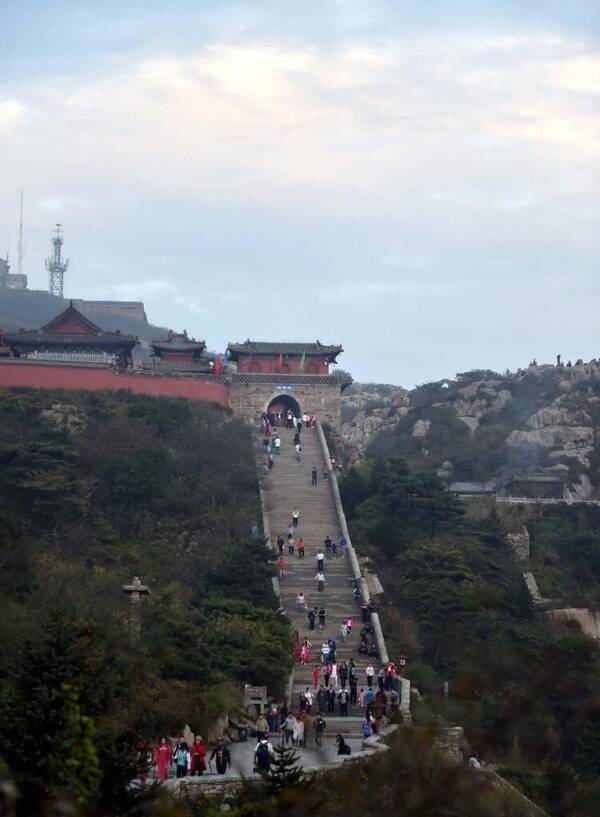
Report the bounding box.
[0,25,598,384]
[2,34,599,212]
[0,99,28,136]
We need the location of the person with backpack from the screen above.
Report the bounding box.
[172,736,190,779]
[209,738,231,775]
[307,607,317,631]
[254,737,275,773]
[315,571,326,592]
[362,716,373,739]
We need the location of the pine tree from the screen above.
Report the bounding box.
[264,742,304,794]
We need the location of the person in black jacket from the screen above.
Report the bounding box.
[209,738,231,775]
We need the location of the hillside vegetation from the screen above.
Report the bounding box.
[0,389,290,815]
[340,457,600,815]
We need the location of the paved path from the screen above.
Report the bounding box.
[260,425,377,745]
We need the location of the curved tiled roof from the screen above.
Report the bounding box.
[227,340,342,360]
[4,332,137,350]
[151,331,205,352]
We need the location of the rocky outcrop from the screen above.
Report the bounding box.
[340,385,409,464]
[341,360,600,498]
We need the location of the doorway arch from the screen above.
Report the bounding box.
[266,393,301,419]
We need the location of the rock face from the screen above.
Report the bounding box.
[341,360,600,498]
[340,384,409,464]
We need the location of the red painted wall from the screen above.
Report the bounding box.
[51,319,94,335]
[245,358,328,375]
[161,352,193,363]
[0,364,229,406]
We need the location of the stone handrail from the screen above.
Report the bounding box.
[316,421,390,665]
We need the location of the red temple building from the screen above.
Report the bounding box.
[226,340,343,375]
[0,306,345,425]
[150,330,208,371]
[3,301,136,367]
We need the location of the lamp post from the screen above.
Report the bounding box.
[122,576,150,643]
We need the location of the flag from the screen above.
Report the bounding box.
[277,352,283,370]
[241,355,253,371]
[298,352,305,372]
[214,355,224,376]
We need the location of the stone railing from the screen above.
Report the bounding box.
[316,422,389,664]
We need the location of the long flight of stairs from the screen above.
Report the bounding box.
[263,425,377,751]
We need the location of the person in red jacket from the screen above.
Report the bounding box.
[155,737,171,783]
[277,556,287,580]
[190,735,207,776]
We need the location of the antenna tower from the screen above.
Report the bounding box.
[46,224,69,298]
[17,190,24,277]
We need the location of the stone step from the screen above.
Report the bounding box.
[260,427,382,716]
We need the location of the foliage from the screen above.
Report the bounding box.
[0,389,291,815]
[341,457,464,555]
[524,505,600,606]
[263,743,305,794]
[342,456,600,814]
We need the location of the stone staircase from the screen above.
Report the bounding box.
[262,425,378,746]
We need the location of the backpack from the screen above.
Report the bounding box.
[256,741,271,769]
[341,744,351,755]
[362,723,372,737]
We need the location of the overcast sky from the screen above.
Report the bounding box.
[1,1,599,385]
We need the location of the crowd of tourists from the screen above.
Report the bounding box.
[135,735,232,785]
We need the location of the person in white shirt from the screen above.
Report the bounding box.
[273,436,281,454]
[283,713,297,745]
[366,665,375,688]
[316,551,325,571]
[296,592,306,611]
[315,572,326,592]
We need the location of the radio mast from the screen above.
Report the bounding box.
[17,190,24,277]
[46,224,69,298]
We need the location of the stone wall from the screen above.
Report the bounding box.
[229,375,342,427]
[506,526,530,560]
